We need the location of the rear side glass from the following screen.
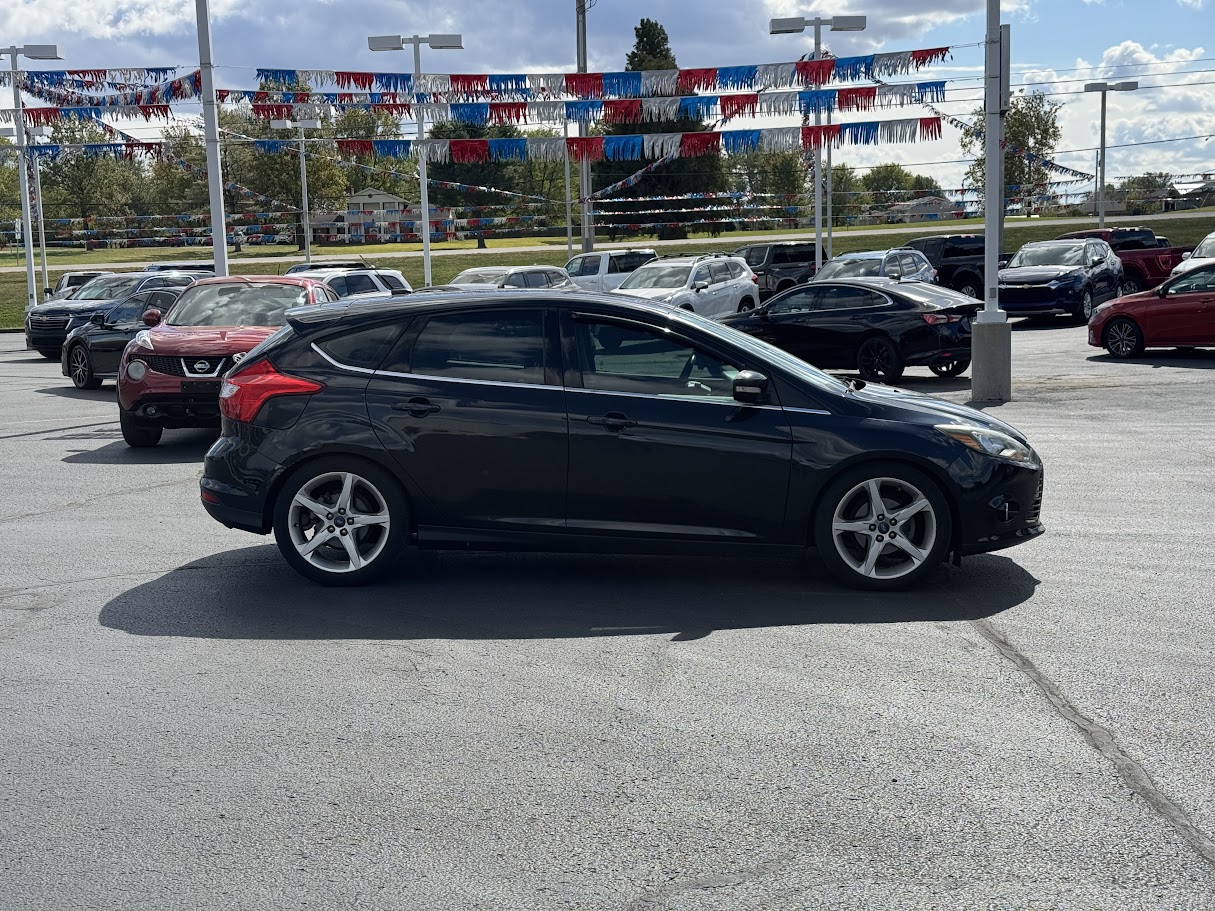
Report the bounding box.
[709,261,730,283]
[379,273,407,290]
[742,246,768,267]
[344,274,379,295]
[317,323,401,369]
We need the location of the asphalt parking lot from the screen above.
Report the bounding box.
[2,322,1215,910]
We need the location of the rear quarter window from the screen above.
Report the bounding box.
[316,323,402,369]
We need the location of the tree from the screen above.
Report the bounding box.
[593,18,729,239]
[960,91,1062,208]
[0,139,19,248]
[860,163,915,206]
[830,163,869,226]
[426,121,526,208]
[1119,172,1173,215]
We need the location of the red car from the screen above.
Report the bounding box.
[116,276,335,446]
[1089,261,1215,358]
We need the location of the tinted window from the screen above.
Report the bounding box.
[524,271,549,288]
[566,256,598,277]
[942,236,982,258]
[1110,230,1155,252]
[379,273,407,291]
[147,291,179,311]
[409,311,545,385]
[610,252,652,272]
[168,283,310,327]
[1167,266,1215,294]
[320,323,401,369]
[546,270,574,288]
[818,287,887,310]
[767,287,820,314]
[67,274,98,288]
[773,245,815,265]
[161,275,197,288]
[327,276,348,296]
[606,256,621,274]
[740,246,768,267]
[107,293,153,323]
[899,253,920,276]
[709,262,730,284]
[344,274,379,295]
[691,265,712,285]
[575,320,738,400]
[816,258,882,280]
[504,273,528,288]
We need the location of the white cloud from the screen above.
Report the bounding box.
[0,0,244,39]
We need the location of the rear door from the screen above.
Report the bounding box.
[365,307,568,532]
[561,312,792,542]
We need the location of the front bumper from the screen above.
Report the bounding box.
[998,284,1083,314]
[956,461,1045,555]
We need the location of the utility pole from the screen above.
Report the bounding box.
[195,0,229,276]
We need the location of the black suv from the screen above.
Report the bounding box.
[734,242,820,300]
[905,235,985,298]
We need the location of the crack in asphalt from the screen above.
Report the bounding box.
[0,476,192,523]
[0,419,119,442]
[968,617,1215,868]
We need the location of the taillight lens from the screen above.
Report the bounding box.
[218,358,324,423]
[751,274,759,283]
[922,312,963,325]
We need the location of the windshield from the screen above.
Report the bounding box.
[671,308,849,396]
[72,275,142,300]
[1007,245,1086,268]
[815,258,881,280]
[1192,236,1215,259]
[168,282,310,327]
[451,268,508,285]
[619,264,691,290]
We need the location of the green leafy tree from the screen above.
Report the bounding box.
[830,163,869,225]
[626,18,677,71]
[0,139,20,248]
[1118,172,1173,215]
[960,91,1062,209]
[426,121,526,208]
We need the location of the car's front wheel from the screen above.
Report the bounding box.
[814,462,952,591]
[68,344,102,390]
[119,407,162,447]
[856,336,904,383]
[1104,317,1145,359]
[272,457,409,586]
[737,297,755,312]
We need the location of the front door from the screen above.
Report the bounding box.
[748,285,830,367]
[562,313,792,542]
[1147,266,1215,345]
[365,307,568,532]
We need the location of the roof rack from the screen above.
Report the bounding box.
[655,251,738,260]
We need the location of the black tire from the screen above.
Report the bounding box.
[119,407,162,447]
[775,281,796,295]
[856,336,904,383]
[68,344,102,390]
[814,461,953,591]
[272,456,410,586]
[929,358,970,378]
[1104,317,1145,359]
[737,297,756,313]
[952,276,980,299]
[37,349,61,360]
[1121,274,1141,295]
[1074,288,1095,321]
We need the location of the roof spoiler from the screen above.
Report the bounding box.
[285,301,350,331]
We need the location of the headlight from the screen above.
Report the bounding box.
[936,424,1039,467]
[1047,271,1083,289]
[126,359,148,381]
[133,330,155,351]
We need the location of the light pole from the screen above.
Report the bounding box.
[1084,81,1138,228]
[1,124,51,300]
[769,14,866,272]
[195,0,229,276]
[271,118,321,263]
[369,32,463,287]
[2,43,62,311]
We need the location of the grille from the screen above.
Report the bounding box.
[1025,476,1044,525]
[29,316,70,331]
[139,355,231,377]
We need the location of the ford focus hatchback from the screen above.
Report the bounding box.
[200,291,1045,592]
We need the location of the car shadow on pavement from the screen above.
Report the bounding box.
[1010,317,1082,331]
[1086,350,1215,369]
[35,384,115,402]
[61,429,216,465]
[99,546,1039,641]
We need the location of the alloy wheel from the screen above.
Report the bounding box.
[288,471,392,574]
[830,477,938,581]
[857,337,902,382]
[1081,291,1095,320]
[1106,319,1143,358]
[69,347,92,388]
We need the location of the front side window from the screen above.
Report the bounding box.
[691,265,712,286]
[1167,266,1215,295]
[409,310,546,385]
[740,246,768,267]
[767,287,820,315]
[505,273,529,288]
[818,286,886,311]
[575,320,739,400]
[107,293,153,324]
[566,256,598,277]
[525,271,549,288]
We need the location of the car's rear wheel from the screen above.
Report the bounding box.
[856,336,904,383]
[929,358,970,378]
[953,277,980,298]
[273,457,409,586]
[1076,288,1095,321]
[1121,275,1141,295]
[68,344,102,390]
[814,462,952,591]
[1104,317,1145,359]
[119,407,162,447]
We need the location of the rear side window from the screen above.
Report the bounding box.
[319,323,401,369]
[379,273,407,290]
[709,261,730,283]
[408,310,546,385]
[344,274,379,295]
[943,236,983,258]
[525,271,549,288]
[741,246,768,267]
[609,252,652,273]
[727,260,745,279]
[1110,230,1155,252]
[327,276,349,297]
[773,245,814,264]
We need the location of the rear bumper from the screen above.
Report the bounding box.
[200,434,282,534]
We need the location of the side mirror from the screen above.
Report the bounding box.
[90,312,106,327]
[1157,285,1168,297]
[692,281,709,292]
[1091,256,1104,266]
[997,260,1008,269]
[142,308,162,327]
[732,370,769,405]
[1181,252,1191,260]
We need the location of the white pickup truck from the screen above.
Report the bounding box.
[564,249,657,293]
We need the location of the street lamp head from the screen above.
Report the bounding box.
[425,33,463,49]
[19,44,62,60]
[296,118,322,129]
[269,119,294,130]
[1113,81,1139,92]
[769,16,807,34]
[1083,82,1109,93]
[368,35,405,52]
[829,15,867,31]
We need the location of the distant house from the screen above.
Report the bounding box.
[342,187,451,243]
[883,195,965,223]
[1174,179,1215,211]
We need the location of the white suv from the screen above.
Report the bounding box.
[614,254,758,318]
[306,268,412,299]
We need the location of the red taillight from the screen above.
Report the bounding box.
[922,312,963,325]
[752,274,759,283]
[218,358,324,423]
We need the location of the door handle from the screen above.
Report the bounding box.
[392,397,441,417]
[587,411,636,432]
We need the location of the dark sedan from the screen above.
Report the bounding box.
[719,278,978,383]
[200,291,1044,592]
[997,239,1123,320]
[60,289,183,389]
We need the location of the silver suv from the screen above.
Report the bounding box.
[813,248,937,284]
[615,253,759,318]
[305,268,412,298]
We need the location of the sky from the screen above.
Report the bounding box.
[3,0,1214,198]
